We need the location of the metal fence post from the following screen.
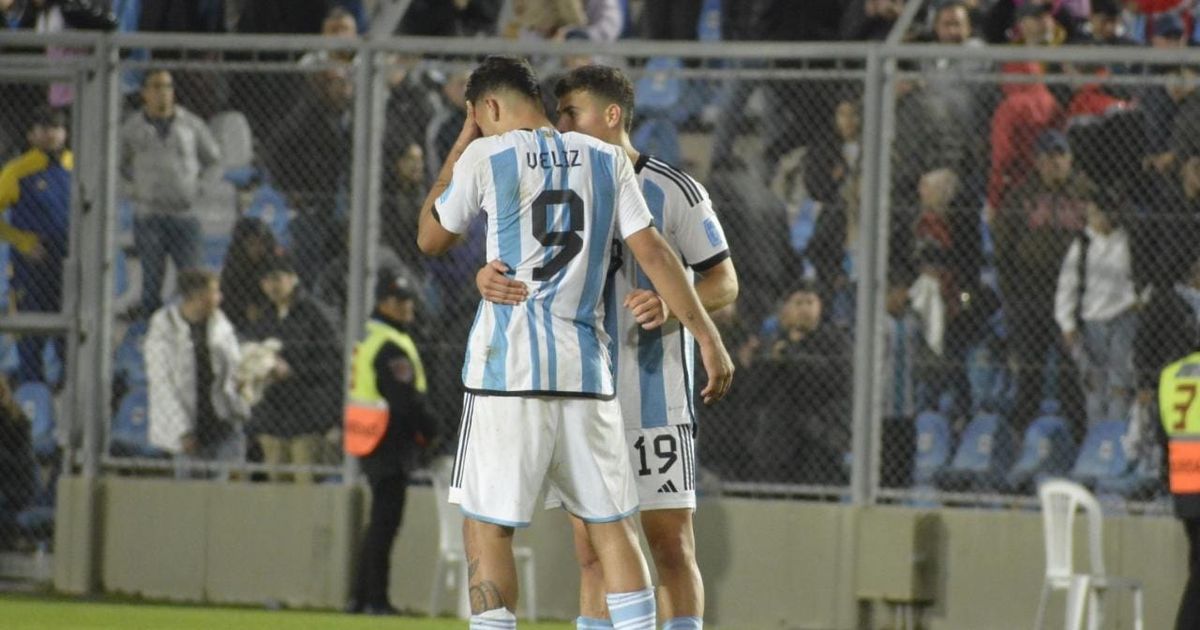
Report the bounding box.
[341,43,385,486]
[850,45,887,506]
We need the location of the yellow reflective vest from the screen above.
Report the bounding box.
[343,320,426,457]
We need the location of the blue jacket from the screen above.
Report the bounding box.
[0,149,73,260]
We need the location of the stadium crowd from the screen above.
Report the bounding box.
[2,0,1200,553]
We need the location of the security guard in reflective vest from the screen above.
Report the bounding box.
[1161,351,1200,629]
[344,271,437,615]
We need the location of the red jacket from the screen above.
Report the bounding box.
[987,63,1062,209]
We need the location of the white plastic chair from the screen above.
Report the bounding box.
[429,456,537,621]
[1034,479,1144,630]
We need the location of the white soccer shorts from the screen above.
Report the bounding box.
[547,424,697,512]
[448,393,639,527]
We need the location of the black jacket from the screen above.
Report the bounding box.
[248,291,342,438]
[358,313,437,479]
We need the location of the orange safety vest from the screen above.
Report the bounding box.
[1160,352,1200,495]
[344,320,426,457]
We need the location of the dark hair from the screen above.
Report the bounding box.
[465,56,543,107]
[178,268,217,299]
[141,69,170,88]
[554,65,636,133]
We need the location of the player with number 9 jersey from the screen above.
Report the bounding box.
[436,127,652,399]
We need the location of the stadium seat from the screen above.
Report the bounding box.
[635,56,684,115]
[429,456,536,621]
[114,321,149,388]
[632,118,682,168]
[110,388,162,458]
[116,198,135,243]
[1069,420,1130,488]
[912,408,953,486]
[1034,479,1144,630]
[934,411,1017,493]
[910,409,952,506]
[245,184,293,250]
[14,381,55,460]
[1007,403,1075,493]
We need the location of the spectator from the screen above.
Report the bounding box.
[894,168,984,353]
[424,69,469,183]
[1082,0,1138,46]
[219,217,278,334]
[1136,144,1200,290]
[995,129,1093,430]
[298,6,358,67]
[891,71,970,208]
[145,269,249,477]
[120,69,222,318]
[344,271,437,616]
[262,66,353,286]
[1135,253,1200,401]
[0,106,70,385]
[502,0,623,42]
[881,271,928,423]
[742,281,851,484]
[986,62,1061,212]
[0,375,35,547]
[917,1,992,197]
[804,144,857,330]
[10,0,117,107]
[1054,187,1138,425]
[1150,11,1188,49]
[247,255,341,484]
[1010,2,1067,46]
[398,0,500,37]
[1141,65,1198,175]
[380,140,427,267]
[841,0,904,41]
[381,56,439,175]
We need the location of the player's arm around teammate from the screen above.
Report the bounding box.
[475,64,738,630]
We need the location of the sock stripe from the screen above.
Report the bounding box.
[607,588,656,630]
[663,616,703,630]
[577,616,614,629]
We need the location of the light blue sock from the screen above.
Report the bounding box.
[663,616,703,630]
[576,616,614,629]
[606,588,656,630]
[470,607,517,629]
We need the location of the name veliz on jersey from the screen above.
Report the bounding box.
[525,149,582,170]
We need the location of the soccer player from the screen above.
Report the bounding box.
[416,56,734,630]
[476,65,737,630]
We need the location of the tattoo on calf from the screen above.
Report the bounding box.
[469,580,506,614]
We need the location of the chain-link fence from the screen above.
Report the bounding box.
[0,75,76,557]
[5,34,1193,558]
[873,51,1195,510]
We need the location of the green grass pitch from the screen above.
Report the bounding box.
[0,594,573,629]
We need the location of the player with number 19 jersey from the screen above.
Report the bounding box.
[606,155,730,431]
[435,127,652,399]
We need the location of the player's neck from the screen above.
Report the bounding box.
[502,111,553,134]
[618,133,638,163]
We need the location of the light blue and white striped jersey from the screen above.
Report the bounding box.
[435,128,653,399]
[604,155,731,429]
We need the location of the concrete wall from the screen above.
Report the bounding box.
[55,476,1187,629]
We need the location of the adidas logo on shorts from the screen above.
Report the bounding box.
[658,480,679,493]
